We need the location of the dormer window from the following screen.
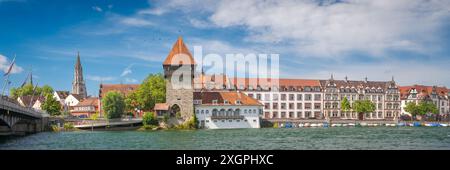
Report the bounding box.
[235,100,242,105]
[194,100,202,105]
[212,100,218,105]
[224,100,229,105]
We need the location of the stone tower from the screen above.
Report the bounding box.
[163,37,196,121]
[72,52,87,99]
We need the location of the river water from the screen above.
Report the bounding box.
[1,127,450,150]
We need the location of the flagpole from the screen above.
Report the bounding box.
[2,54,16,97]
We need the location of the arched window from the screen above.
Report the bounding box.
[227,109,233,116]
[201,110,204,114]
[220,109,226,116]
[234,109,240,116]
[206,110,209,114]
[212,109,218,116]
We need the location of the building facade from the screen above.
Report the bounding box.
[400,85,449,115]
[319,76,401,121]
[194,91,262,129]
[70,97,99,118]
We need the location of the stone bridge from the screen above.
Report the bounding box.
[0,97,47,135]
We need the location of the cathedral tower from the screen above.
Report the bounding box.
[72,52,87,99]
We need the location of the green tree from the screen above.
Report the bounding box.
[102,91,126,119]
[41,85,54,96]
[142,112,158,126]
[405,101,438,121]
[9,84,54,99]
[41,94,62,116]
[125,91,139,113]
[353,100,375,116]
[135,73,166,111]
[404,102,420,120]
[340,97,351,112]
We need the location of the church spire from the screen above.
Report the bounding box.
[72,52,87,99]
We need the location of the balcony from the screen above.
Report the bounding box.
[210,115,245,119]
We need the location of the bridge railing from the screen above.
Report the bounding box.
[0,96,45,118]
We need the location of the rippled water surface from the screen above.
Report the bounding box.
[1,127,450,150]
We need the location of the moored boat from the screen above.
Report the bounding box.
[397,123,406,127]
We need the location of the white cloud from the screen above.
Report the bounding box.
[189,18,214,29]
[120,64,134,77]
[142,0,450,58]
[138,8,166,15]
[0,54,23,75]
[125,78,138,83]
[86,75,116,82]
[209,0,450,57]
[119,17,153,27]
[92,6,102,12]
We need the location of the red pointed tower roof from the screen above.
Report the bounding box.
[163,36,196,66]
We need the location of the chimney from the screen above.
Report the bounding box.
[364,77,368,83]
[345,76,348,82]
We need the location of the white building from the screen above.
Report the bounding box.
[53,91,70,111]
[194,91,262,129]
[400,85,449,115]
[64,94,83,108]
[229,78,324,120]
[17,95,45,110]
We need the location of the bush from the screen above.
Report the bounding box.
[143,112,158,126]
[63,122,75,131]
[174,115,197,130]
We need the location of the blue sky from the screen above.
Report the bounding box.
[0,0,449,96]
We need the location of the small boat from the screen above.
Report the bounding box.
[397,123,406,127]
[413,122,421,127]
[348,123,356,126]
[285,123,293,128]
[439,124,448,127]
[298,123,304,127]
[360,122,368,127]
[342,124,348,127]
[425,123,439,127]
[332,124,342,127]
[304,123,310,127]
[317,123,324,127]
[323,123,329,127]
[407,123,414,127]
[385,124,396,127]
[310,124,318,127]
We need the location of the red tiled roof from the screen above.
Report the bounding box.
[18,95,45,107]
[399,85,448,99]
[229,78,321,89]
[55,91,70,99]
[75,97,98,107]
[154,103,169,111]
[194,91,262,106]
[163,36,196,66]
[99,84,139,98]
